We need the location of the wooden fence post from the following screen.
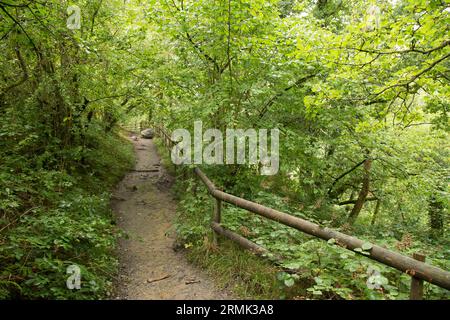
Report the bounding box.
[213,198,222,245]
[410,253,426,300]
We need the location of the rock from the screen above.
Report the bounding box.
[172,239,184,252]
[141,128,154,139]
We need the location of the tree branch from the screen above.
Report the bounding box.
[342,40,450,55]
[373,52,450,97]
[90,0,103,35]
[1,46,29,95]
[328,158,368,196]
[0,1,33,8]
[339,197,377,205]
[185,32,221,73]
[258,73,316,119]
[0,5,39,57]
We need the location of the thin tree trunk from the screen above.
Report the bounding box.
[429,194,444,237]
[371,199,381,226]
[347,158,372,224]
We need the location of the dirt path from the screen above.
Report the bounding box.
[112,134,230,300]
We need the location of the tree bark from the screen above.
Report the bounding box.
[347,158,372,224]
[429,194,444,237]
[339,196,377,206]
[371,198,381,226]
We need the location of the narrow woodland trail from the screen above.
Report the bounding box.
[112,134,230,300]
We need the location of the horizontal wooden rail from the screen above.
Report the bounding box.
[211,222,267,256]
[154,126,450,294]
[195,167,450,290]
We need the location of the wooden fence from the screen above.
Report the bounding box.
[154,126,450,299]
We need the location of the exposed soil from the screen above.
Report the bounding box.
[112,134,230,299]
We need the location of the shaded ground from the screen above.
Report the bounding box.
[112,134,230,299]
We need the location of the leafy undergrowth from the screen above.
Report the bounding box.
[0,128,134,299]
[156,137,449,300]
[177,179,449,300]
[221,192,449,300]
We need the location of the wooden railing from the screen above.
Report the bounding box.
[154,126,450,299]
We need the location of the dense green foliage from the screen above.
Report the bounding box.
[0,1,135,299]
[1,0,449,299]
[0,130,134,299]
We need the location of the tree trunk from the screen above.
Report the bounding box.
[429,195,444,237]
[371,199,381,226]
[347,158,372,224]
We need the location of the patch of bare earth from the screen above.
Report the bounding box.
[112,134,230,299]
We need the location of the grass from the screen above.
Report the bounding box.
[187,238,284,299]
[153,137,177,176]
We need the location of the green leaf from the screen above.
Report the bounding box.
[284,278,295,287]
